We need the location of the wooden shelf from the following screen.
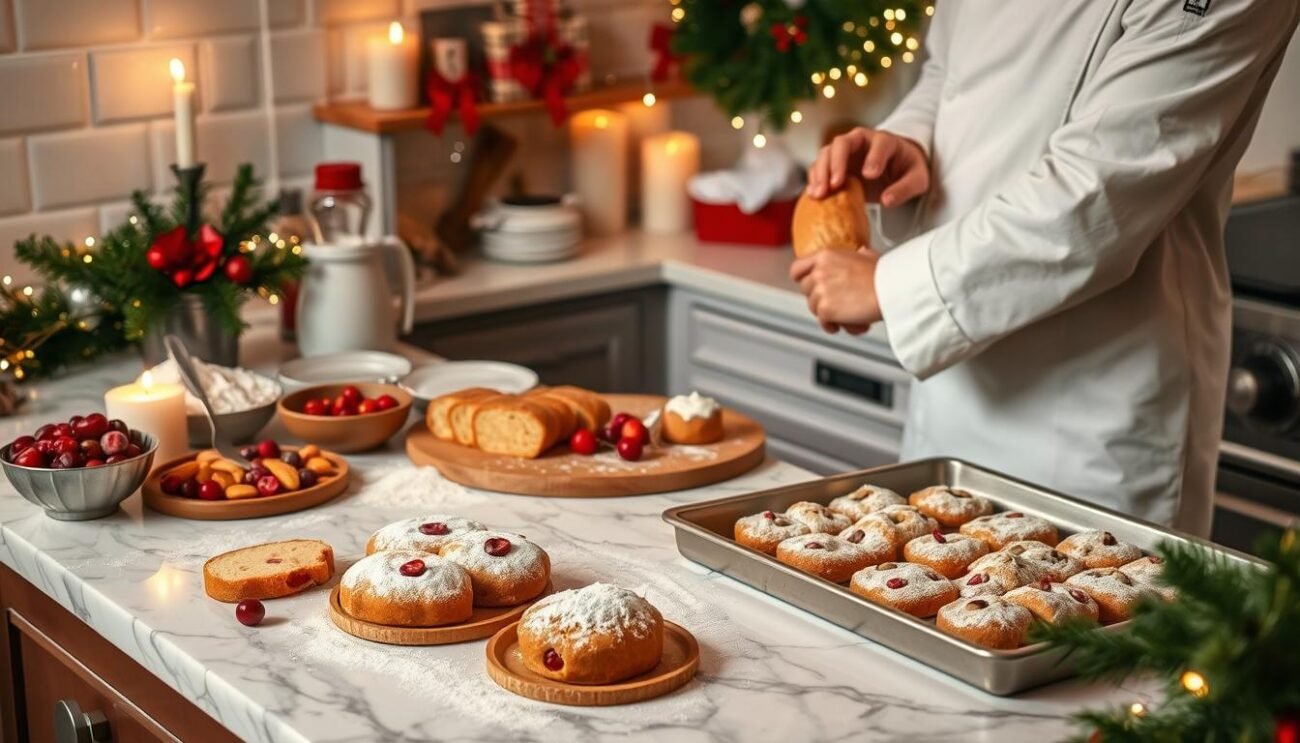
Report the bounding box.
[313,79,697,135]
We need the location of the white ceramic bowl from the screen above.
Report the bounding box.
[279,351,413,392]
[400,361,539,411]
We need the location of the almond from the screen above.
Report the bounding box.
[167,460,200,481]
[196,449,223,463]
[196,461,214,483]
[298,444,320,460]
[211,471,235,489]
[262,458,300,491]
[224,484,260,500]
[210,459,247,478]
[305,457,334,475]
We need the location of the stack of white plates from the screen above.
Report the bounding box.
[476,196,583,264]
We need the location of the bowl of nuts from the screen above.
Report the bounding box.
[1,413,157,520]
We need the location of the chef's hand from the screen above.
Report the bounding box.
[789,246,882,335]
[806,128,929,207]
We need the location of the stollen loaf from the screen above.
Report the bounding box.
[791,177,871,258]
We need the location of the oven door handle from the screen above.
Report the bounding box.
[1219,440,1300,481]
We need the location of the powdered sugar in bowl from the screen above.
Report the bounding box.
[144,359,281,446]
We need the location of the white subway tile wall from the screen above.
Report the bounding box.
[28,124,153,208]
[202,36,261,112]
[269,29,326,103]
[0,54,88,135]
[0,138,28,215]
[147,0,261,39]
[0,3,13,54]
[18,0,140,50]
[91,44,198,123]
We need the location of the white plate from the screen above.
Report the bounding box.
[279,351,414,391]
[400,361,539,410]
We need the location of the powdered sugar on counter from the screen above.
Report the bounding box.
[355,467,474,508]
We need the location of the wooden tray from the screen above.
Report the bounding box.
[485,620,699,706]
[405,394,765,496]
[328,584,550,646]
[141,448,349,520]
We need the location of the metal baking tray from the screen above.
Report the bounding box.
[662,458,1258,695]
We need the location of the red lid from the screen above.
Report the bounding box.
[314,162,364,191]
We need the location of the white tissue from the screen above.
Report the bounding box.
[687,141,805,214]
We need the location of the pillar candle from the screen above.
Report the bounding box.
[368,22,418,111]
[169,58,196,168]
[104,371,188,465]
[570,109,629,237]
[641,131,700,234]
[618,99,671,221]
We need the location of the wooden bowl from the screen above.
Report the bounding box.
[278,382,412,453]
[142,447,349,520]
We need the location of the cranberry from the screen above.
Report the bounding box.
[569,428,598,455]
[34,424,57,441]
[399,559,427,577]
[68,414,84,427]
[375,394,399,411]
[332,400,357,417]
[257,440,281,459]
[285,569,313,588]
[35,439,57,455]
[53,423,73,439]
[198,481,225,500]
[100,430,129,456]
[804,541,824,550]
[239,445,259,460]
[84,458,105,468]
[13,447,47,468]
[886,577,908,589]
[616,436,643,461]
[1038,579,1053,591]
[256,475,282,497]
[124,443,142,458]
[79,439,103,460]
[235,599,265,626]
[179,479,200,498]
[297,469,318,488]
[280,451,302,468]
[543,648,564,671]
[302,399,327,416]
[484,537,512,556]
[1068,589,1090,604]
[419,522,450,536]
[1102,532,1117,546]
[160,474,185,495]
[845,529,866,544]
[1005,512,1024,519]
[107,419,128,434]
[967,599,989,610]
[620,418,649,445]
[599,423,621,443]
[1149,556,1163,564]
[73,413,108,441]
[341,385,363,406]
[105,454,129,464]
[357,399,379,414]
[968,573,988,586]
[53,436,79,455]
[761,510,775,519]
[51,452,82,469]
[932,529,947,543]
[7,435,35,456]
[609,412,632,432]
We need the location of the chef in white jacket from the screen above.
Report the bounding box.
[793,0,1299,536]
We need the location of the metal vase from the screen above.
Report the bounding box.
[141,294,239,367]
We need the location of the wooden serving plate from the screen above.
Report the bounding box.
[328,584,550,646]
[485,620,699,706]
[405,394,765,497]
[141,448,349,520]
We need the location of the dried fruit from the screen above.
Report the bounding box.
[261,458,301,490]
[484,537,512,556]
[886,578,907,589]
[225,484,260,500]
[399,559,427,577]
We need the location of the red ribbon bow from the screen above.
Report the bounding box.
[425,69,480,136]
[770,15,809,52]
[148,224,223,288]
[508,34,584,127]
[648,24,682,82]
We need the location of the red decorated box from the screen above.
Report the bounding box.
[691,197,795,247]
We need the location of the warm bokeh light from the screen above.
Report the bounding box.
[643,92,656,107]
[169,58,185,83]
[752,133,767,148]
[790,110,803,123]
[388,21,404,45]
[1180,670,1209,698]
[730,116,744,129]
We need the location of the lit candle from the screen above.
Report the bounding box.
[641,131,700,234]
[169,58,196,168]
[104,371,188,466]
[570,109,630,236]
[367,21,418,111]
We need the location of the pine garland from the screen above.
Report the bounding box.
[671,0,929,130]
[1034,529,1300,742]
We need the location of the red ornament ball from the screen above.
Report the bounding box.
[223,255,253,284]
[146,246,169,270]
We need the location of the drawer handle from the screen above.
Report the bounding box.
[54,699,111,743]
[814,361,893,407]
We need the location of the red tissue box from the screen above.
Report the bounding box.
[691,197,795,247]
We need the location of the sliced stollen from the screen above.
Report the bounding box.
[473,396,568,459]
[203,539,335,603]
[450,391,507,446]
[428,387,498,441]
[527,386,610,432]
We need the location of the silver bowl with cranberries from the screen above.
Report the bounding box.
[1,414,157,521]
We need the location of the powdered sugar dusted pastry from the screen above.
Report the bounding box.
[734,510,811,554]
[518,583,664,685]
[339,551,474,627]
[438,531,550,607]
[662,391,724,445]
[776,533,881,583]
[959,551,1044,597]
[1119,555,1175,601]
[1056,530,1143,570]
[1000,540,1054,555]
[828,485,906,520]
[1004,580,1100,625]
[833,523,897,564]
[908,486,994,528]
[784,501,852,534]
[365,515,487,555]
[960,512,1059,550]
[853,505,940,551]
[850,561,958,618]
[1008,546,1084,583]
[936,596,1033,650]
[1065,568,1150,623]
[903,530,990,578]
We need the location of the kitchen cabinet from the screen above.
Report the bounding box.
[409,288,666,393]
[0,564,237,743]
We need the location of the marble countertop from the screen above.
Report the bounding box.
[0,353,1148,742]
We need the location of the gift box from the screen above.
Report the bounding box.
[692,197,796,247]
[481,13,590,105]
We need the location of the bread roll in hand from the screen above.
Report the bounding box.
[791,177,871,258]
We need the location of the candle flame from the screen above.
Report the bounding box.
[141,370,154,393]
[666,139,679,155]
[169,58,186,83]
[594,114,609,129]
[388,22,404,45]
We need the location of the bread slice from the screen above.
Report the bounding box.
[450,392,506,446]
[533,386,610,432]
[522,389,578,441]
[473,398,563,458]
[428,387,497,440]
[203,539,335,603]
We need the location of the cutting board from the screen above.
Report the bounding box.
[405,394,765,497]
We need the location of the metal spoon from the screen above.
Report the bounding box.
[163,334,247,462]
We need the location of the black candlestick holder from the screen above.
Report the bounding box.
[170,163,206,235]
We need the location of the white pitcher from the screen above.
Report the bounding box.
[296,236,416,356]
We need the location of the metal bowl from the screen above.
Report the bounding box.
[1,432,158,521]
[186,399,278,447]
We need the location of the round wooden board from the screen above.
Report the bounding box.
[328,583,551,645]
[485,620,699,706]
[141,448,349,520]
[405,394,765,496]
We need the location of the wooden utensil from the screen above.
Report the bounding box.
[484,620,699,706]
[142,447,349,520]
[435,124,518,251]
[327,583,551,646]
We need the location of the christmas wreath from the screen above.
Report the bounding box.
[670,0,929,130]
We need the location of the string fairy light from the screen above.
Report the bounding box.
[1180,670,1209,698]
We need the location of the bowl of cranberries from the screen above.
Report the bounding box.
[277,382,412,453]
[1,414,158,520]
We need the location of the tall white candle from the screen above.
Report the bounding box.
[367,22,418,111]
[570,109,629,237]
[169,58,196,168]
[104,371,188,465]
[641,131,699,234]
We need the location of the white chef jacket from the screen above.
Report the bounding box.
[873,0,1299,536]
